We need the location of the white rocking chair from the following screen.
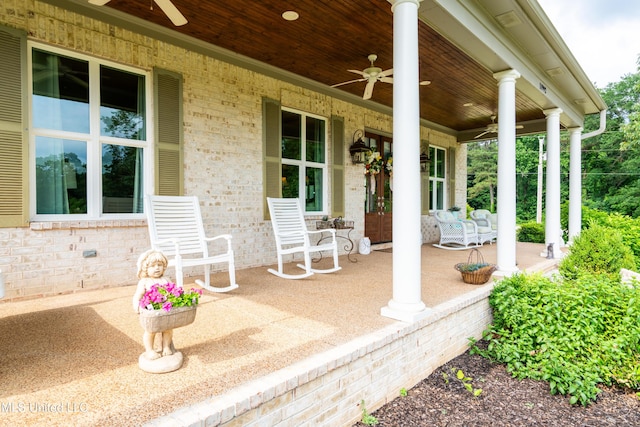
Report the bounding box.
[433,210,480,250]
[470,209,497,245]
[267,197,341,279]
[145,195,239,293]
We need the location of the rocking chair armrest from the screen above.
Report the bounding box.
[153,237,182,252]
[307,229,336,236]
[202,234,233,242]
[307,229,337,240]
[472,217,491,228]
[203,234,234,251]
[459,219,478,234]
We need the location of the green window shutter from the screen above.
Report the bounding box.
[420,139,430,214]
[0,27,28,228]
[331,115,345,217]
[448,146,456,209]
[263,97,281,220]
[154,68,183,196]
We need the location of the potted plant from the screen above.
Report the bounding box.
[454,248,496,284]
[138,282,203,333]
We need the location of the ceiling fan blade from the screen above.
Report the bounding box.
[331,78,366,88]
[516,124,524,129]
[379,68,393,77]
[363,81,375,100]
[380,77,393,84]
[474,130,490,139]
[88,0,111,5]
[154,0,187,26]
[420,80,431,86]
[347,69,366,76]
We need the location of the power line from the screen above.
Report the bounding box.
[468,172,640,176]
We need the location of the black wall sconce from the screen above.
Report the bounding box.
[349,130,370,164]
[420,136,431,172]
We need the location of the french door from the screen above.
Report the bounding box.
[364,132,392,243]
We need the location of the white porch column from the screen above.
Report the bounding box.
[494,69,520,274]
[381,0,427,322]
[543,108,563,258]
[568,127,583,243]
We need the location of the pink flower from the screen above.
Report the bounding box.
[139,282,201,312]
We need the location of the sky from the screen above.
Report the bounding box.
[537,0,640,88]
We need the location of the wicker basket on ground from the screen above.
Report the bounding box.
[454,248,496,285]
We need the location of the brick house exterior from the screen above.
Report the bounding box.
[0,1,464,300]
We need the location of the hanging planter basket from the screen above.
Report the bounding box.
[454,248,496,285]
[139,305,197,333]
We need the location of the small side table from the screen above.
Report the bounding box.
[315,220,357,263]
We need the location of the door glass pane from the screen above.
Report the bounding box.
[102,144,144,213]
[305,116,325,163]
[32,49,89,133]
[365,136,378,152]
[36,137,87,214]
[100,66,146,140]
[305,167,323,211]
[383,175,392,213]
[281,164,299,198]
[281,110,301,160]
[383,139,392,159]
[365,174,379,213]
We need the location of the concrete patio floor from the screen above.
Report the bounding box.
[0,242,558,426]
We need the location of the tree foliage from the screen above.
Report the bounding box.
[467,68,640,220]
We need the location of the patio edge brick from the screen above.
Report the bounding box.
[145,288,495,426]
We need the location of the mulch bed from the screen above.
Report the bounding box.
[353,345,640,426]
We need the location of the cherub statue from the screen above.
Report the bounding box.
[133,249,175,360]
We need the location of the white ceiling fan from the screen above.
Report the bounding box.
[332,54,431,100]
[88,0,188,26]
[474,115,524,139]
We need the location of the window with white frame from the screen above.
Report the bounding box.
[429,146,446,210]
[280,108,327,213]
[29,44,150,219]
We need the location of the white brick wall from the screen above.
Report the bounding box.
[145,286,494,426]
[0,1,458,300]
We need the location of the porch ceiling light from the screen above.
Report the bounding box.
[282,11,299,21]
[349,130,369,164]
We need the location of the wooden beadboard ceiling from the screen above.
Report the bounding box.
[93,0,548,135]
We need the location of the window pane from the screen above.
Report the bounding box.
[32,49,89,133]
[281,164,299,199]
[429,147,435,177]
[436,181,444,210]
[305,167,323,212]
[100,66,146,140]
[36,137,87,214]
[282,110,301,160]
[305,116,325,163]
[435,148,445,178]
[102,144,144,213]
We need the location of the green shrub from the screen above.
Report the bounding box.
[517,221,545,243]
[559,223,636,281]
[471,273,640,406]
[583,208,640,263]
